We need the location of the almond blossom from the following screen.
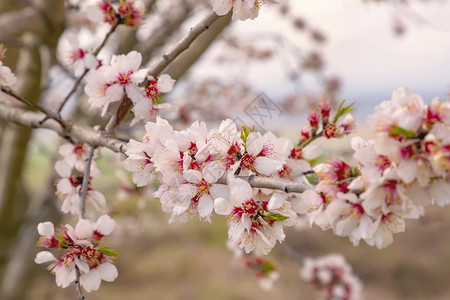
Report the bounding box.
[214,176,296,255]
[300,253,363,300]
[0,49,17,86]
[55,160,106,215]
[57,32,98,76]
[84,51,148,116]
[89,0,145,28]
[35,216,118,292]
[213,0,278,21]
[129,74,175,126]
[58,143,100,175]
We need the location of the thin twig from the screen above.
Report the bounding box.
[1,85,67,128]
[57,23,120,115]
[74,266,85,300]
[146,11,221,78]
[0,102,127,153]
[279,243,304,263]
[79,145,95,219]
[104,114,117,134]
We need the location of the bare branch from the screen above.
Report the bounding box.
[0,102,127,154]
[1,86,67,128]
[79,146,95,219]
[0,7,46,41]
[217,174,310,194]
[147,11,221,77]
[74,266,85,300]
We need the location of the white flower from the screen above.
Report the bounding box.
[35,216,118,292]
[214,176,296,255]
[258,270,279,291]
[326,192,376,246]
[54,160,105,215]
[170,166,228,223]
[0,61,17,86]
[239,132,284,176]
[365,212,405,249]
[213,0,277,21]
[58,143,100,175]
[300,253,363,300]
[57,32,98,76]
[129,74,175,126]
[368,87,425,133]
[85,51,147,116]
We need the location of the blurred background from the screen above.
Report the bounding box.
[1,0,450,299]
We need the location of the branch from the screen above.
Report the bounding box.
[74,266,85,300]
[0,7,46,41]
[0,102,127,154]
[217,174,310,194]
[137,3,193,64]
[79,146,95,219]
[1,86,66,128]
[146,11,221,77]
[0,102,311,194]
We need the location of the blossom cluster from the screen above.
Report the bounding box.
[55,143,105,215]
[124,117,303,254]
[93,0,145,28]
[84,50,174,124]
[213,0,277,21]
[123,103,354,255]
[226,239,280,291]
[34,215,118,292]
[300,253,363,300]
[304,88,450,248]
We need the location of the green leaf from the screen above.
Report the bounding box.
[264,212,289,221]
[333,99,355,123]
[98,247,119,257]
[305,173,319,185]
[351,166,361,177]
[262,261,276,274]
[388,125,417,139]
[241,126,250,142]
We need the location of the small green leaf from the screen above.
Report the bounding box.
[388,125,417,139]
[262,261,276,274]
[305,173,319,185]
[240,126,252,150]
[333,99,355,123]
[264,212,289,221]
[351,166,361,177]
[98,247,119,257]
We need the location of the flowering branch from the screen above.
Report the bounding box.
[0,102,312,195]
[146,11,221,77]
[57,23,120,115]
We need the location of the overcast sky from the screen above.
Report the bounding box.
[197,0,450,120]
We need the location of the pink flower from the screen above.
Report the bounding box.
[34,216,118,292]
[300,253,363,300]
[0,62,16,86]
[85,51,147,116]
[214,176,296,254]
